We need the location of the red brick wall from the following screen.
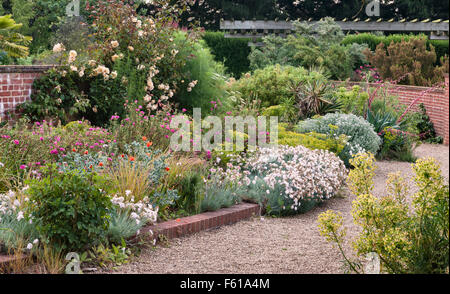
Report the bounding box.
[389,75,449,145]
[0,65,54,121]
[334,74,449,145]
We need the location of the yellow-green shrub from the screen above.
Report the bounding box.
[262,105,284,117]
[318,153,449,274]
[278,124,347,155]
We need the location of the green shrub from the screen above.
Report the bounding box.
[262,105,284,117]
[342,33,449,63]
[377,128,417,162]
[248,35,298,71]
[248,18,367,80]
[334,86,369,116]
[202,31,251,78]
[176,171,204,214]
[365,37,447,86]
[18,66,126,126]
[26,164,112,251]
[174,31,228,112]
[297,113,382,165]
[278,124,347,155]
[231,65,324,107]
[318,154,449,274]
[406,103,443,144]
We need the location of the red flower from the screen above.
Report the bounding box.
[142,136,147,141]
[99,162,104,167]
[72,148,76,152]
[165,167,170,171]
[84,150,88,155]
[147,141,153,148]
[129,156,135,162]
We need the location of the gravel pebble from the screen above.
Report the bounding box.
[105,144,449,274]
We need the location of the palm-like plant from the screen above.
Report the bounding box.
[291,79,339,119]
[0,14,32,58]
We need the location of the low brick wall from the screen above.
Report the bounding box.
[0,65,54,120]
[137,203,260,242]
[334,74,449,145]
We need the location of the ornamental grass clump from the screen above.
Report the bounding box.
[244,145,347,215]
[318,152,449,274]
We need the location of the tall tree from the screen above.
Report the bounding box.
[0,14,32,57]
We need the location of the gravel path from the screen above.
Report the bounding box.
[108,144,449,274]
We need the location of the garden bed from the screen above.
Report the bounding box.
[0,202,260,270]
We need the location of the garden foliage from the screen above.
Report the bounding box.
[297,113,382,165]
[318,153,449,274]
[365,37,448,86]
[248,18,368,80]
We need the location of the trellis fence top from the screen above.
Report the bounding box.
[220,18,450,40]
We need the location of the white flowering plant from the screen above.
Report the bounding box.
[242,146,347,215]
[207,145,347,216]
[20,0,203,126]
[0,188,39,253]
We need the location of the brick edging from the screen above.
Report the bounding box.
[134,202,261,242]
[0,203,260,269]
[0,254,27,270]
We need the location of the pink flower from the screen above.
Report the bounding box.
[13,140,19,145]
[19,165,26,170]
[182,108,187,112]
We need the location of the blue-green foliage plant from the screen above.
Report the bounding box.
[297,113,382,166]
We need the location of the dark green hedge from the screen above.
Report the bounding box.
[202,31,252,78]
[342,33,449,62]
[202,32,449,77]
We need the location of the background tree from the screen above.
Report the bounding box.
[0,14,32,58]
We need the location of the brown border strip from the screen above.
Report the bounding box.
[0,65,56,73]
[135,202,260,242]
